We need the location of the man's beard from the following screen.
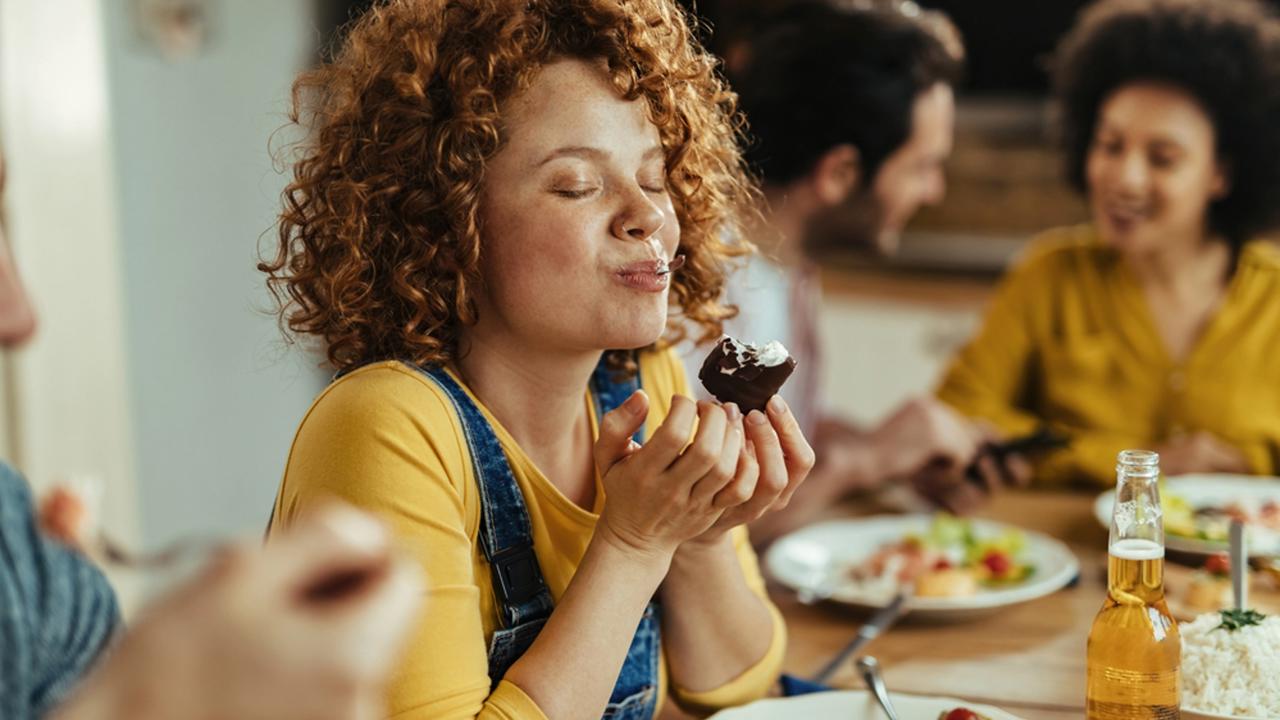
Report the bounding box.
[801,188,898,259]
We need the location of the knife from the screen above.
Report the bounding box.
[809,587,912,684]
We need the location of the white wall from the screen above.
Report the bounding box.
[819,295,980,425]
[1,0,141,609]
[102,0,326,550]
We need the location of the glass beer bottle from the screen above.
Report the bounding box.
[1086,449,1180,719]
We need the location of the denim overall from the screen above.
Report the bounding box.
[416,356,660,719]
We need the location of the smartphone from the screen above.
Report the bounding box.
[964,428,1071,484]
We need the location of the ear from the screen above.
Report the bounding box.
[810,144,861,206]
[1211,158,1232,200]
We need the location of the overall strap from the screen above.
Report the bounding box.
[420,366,555,628]
[411,352,642,628]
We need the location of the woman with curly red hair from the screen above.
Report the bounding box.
[261,1,811,718]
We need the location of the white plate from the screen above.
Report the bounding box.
[711,690,1023,719]
[764,515,1079,617]
[1093,474,1280,557]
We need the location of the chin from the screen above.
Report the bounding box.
[597,312,669,351]
[1097,224,1158,257]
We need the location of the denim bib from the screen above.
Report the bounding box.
[418,355,660,719]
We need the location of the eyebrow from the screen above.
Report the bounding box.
[535,144,664,168]
[1096,122,1189,146]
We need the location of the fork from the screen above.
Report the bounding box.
[856,655,901,720]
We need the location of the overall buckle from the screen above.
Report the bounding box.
[490,545,544,605]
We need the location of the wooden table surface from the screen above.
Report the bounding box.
[772,490,1109,719]
[664,489,1113,719]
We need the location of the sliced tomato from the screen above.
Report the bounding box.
[1204,553,1231,577]
[982,549,1012,577]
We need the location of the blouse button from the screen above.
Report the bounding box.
[1169,371,1186,392]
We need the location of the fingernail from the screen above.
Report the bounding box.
[747,410,768,426]
[623,390,646,414]
[321,505,387,553]
[767,395,787,415]
[725,403,740,423]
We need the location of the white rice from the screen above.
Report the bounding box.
[1181,612,1280,717]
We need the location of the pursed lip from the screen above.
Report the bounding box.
[614,260,670,292]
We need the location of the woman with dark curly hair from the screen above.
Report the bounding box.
[261,1,809,718]
[937,0,1280,487]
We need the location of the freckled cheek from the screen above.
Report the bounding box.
[659,206,682,254]
[485,209,602,299]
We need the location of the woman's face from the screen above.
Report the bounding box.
[1086,82,1228,256]
[475,58,680,356]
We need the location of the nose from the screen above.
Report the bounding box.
[1115,150,1149,194]
[610,186,665,242]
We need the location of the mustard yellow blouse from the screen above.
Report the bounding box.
[269,348,785,719]
[936,225,1280,487]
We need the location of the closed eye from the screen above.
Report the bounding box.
[552,187,598,199]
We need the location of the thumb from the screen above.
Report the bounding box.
[594,389,649,476]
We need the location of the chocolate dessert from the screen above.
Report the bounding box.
[698,336,797,413]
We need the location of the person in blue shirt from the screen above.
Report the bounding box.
[0,148,420,720]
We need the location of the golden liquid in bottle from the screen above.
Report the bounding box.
[1086,538,1180,719]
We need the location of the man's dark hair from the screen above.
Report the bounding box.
[1054,0,1280,251]
[734,2,963,188]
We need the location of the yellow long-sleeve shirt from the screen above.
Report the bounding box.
[936,225,1280,487]
[269,348,785,719]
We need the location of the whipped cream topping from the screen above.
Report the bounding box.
[755,340,791,367]
[718,336,792,374]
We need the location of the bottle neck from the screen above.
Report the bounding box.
[1110,451,1164,549]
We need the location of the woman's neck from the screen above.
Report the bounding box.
[454,330,599,454]
[1125,233,1231,300]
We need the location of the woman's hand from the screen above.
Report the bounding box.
[690,395,815,541]
[1157,431,1249,475]
[594,391,745,558]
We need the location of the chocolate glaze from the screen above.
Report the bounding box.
[698,336,797,413]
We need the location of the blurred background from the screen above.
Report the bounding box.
[0,0,1230,609]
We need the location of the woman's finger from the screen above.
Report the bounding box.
[711,436,760,510]
[592,390,649,476]
[765,396,815,506]
[744,408,785,487]
[692,404,743,504]
[634,394,697,473]
[669,400,729,482]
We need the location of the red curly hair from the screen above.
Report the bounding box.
[260,0,757,372]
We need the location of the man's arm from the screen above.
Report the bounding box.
[0,463,119,717]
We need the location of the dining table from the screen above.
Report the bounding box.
[663,488,1113,719]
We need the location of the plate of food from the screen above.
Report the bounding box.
[710,690,1023,719]
[1162,553,1280,621]
[764,514,1079,617]
[1093,474,1280,557]
[1180,609,1280,719]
